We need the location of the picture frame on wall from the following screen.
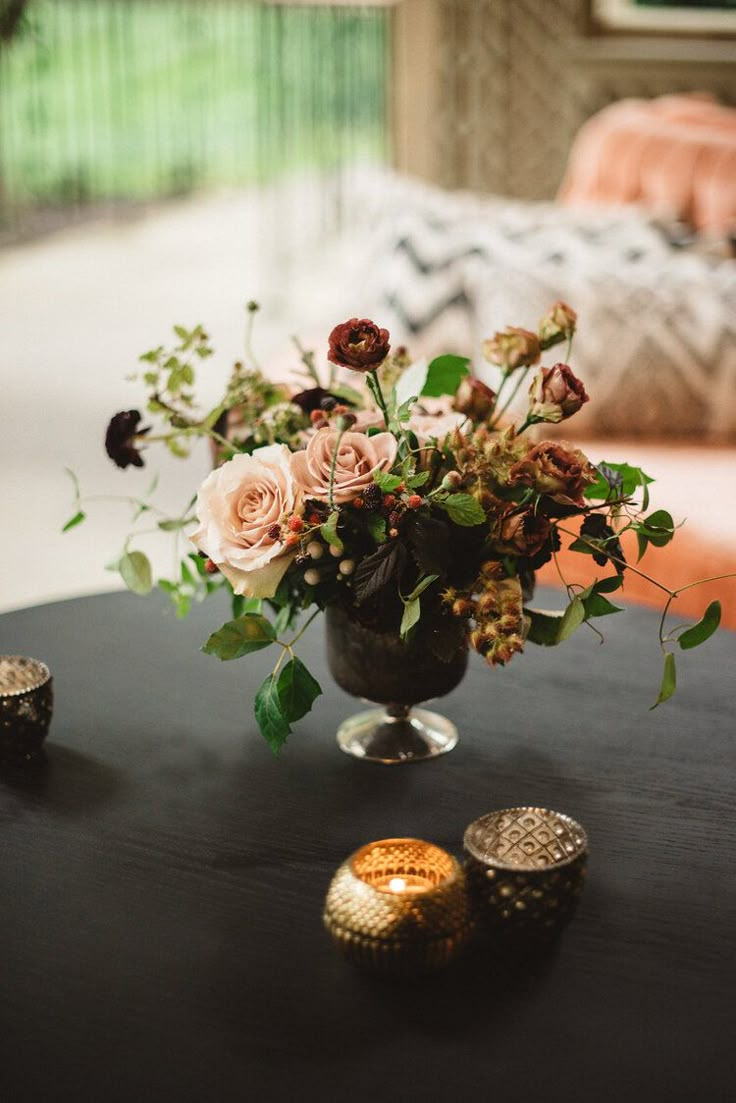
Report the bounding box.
[591,0,736,36]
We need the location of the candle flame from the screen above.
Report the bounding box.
[388,877,406,893]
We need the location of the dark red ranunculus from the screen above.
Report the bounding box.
[327,318,390,372]
[105,410,149,469]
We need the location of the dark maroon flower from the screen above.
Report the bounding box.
[105,410,150,469]
[327,318,390,372]
[291,387,350,415]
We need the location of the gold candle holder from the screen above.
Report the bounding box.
[324,837,474,975]
[0,656,53,766]
[464,807,588,939]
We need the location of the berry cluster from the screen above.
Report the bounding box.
[444,564,526,668]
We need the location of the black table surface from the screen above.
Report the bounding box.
[1,589,734,1102]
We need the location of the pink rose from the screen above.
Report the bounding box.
[482,327,541,373]
[528,363,589,423]
[290,428,397,504]
[191,444,303,598]
[538,301,577,348]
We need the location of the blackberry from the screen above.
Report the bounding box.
[362,483,382,510]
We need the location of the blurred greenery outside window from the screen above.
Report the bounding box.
[0,0,389,225]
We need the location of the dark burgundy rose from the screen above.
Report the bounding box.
[290,387,351,414]
[327,318,390,372]
[105,410,150,469]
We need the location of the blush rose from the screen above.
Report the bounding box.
[191,444,303,598]
[290,428,397,504]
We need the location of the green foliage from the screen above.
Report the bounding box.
[372,471,403,493]
[365,514,387,544]
[202,613,276,660]
[62,510,86,533]
[630,509,676,561]
[677,601,721,651]
[651,653,677,710]
[255,658,322,756]
[557,597,586,641]
[526,579,621,646]
[422,354,470,398]
[320,510,343,552]
[434,494,486,527]
[406,470,430,489]
[585,462,654,509]
[119,550,153,595]
[399,574,439,639]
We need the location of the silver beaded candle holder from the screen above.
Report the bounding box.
[0,656,53,766]
[324,837,475,975]
[464,807,588,940]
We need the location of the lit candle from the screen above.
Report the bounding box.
[324,837,474,974]
[382,875,429,895]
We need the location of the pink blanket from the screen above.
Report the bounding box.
[558,94,736,233]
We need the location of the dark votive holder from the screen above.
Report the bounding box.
[0,656,53,767]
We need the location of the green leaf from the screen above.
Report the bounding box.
[582,592,623,619]
[524,608,565,646]
[400,597,421,639]
[277,657,322,724]
[321,510,343,552]
[372,471,403,493]
[595,575,624,594]
[119,551,153,596]
[651,652,677,709]
[255,673,291,756]
[365,514,387,544]
[202,614,276,660]
[677,601,721,651]
[231,594,261,618]
[393,358,429,412]
[585,462,654,502]
[422,354,470,398]
[558,597,586,641]
[435,493,486,527]
[404,574,439,603]
[62,510,86,533]
[396,396,418,423]
[407,470,430,489]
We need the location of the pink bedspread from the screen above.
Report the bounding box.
[558,94,736,233]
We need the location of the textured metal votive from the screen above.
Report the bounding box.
[0,656,53,766]
[324,838,474,975]
[464,807,589,939]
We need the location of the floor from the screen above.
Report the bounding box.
[2,188,734,634]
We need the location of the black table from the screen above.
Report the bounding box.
[1,590,734,1102]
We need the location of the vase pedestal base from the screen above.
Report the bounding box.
[336,705,458,765]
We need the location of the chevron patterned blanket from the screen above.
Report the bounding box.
[374,178,736,440]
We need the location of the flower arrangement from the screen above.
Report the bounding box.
[67,303,725,753]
